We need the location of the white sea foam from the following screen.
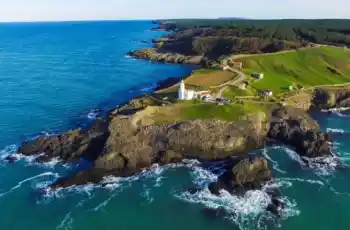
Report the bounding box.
[91,192,119,212]
[176,167,300,230]
[0,143,66,169]
[321,107,350,118]
[56,212,73,230]
[141,185,154,204]
[327,128,345,134]
[321,107,350,113]
[261,148,287,174]
[0,172,59,198]
[87,111,98,120]
[277,146,341,175]
[277,177,324,186]
[140,84,157,93]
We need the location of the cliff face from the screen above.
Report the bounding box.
[285,87,350,111]
[15,99,336,189]
[49,111,269,188]
[312,88,350,109]
[268,106,332,158]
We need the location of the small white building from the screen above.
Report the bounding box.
[178,80,196,100]
[178,80,212,100]
[252,73,264,79]
[260,90,273,97]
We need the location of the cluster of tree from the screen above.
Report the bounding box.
[160,36,305,59]
[159,19,350,47]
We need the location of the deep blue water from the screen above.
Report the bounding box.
[0,21,350,230]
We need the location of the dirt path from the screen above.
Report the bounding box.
[215,67,246,99]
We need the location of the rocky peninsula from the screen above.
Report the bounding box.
[12,20,350,217]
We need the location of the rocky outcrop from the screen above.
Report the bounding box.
[18,118,109,162]
[312,88,350,109]
[268,106,332,158]
[208,156,272,195]
[128,48,205,66]
[207,156,284,217]
[48,113,269,188]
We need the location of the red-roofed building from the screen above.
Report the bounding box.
[230,61,243,69]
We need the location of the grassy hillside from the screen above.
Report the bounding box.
[148,100,268,124]
[237,46,350,94]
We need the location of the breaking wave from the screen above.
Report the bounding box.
[0,144,69,169]
[261,148,287,174]
[175,166,300,230]
[38,159,201,202]
[0,172,60,199]
[275,146,342,175]
[321,107,350,117]
[327,128,346,134]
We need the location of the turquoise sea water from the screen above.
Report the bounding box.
[0,21,350,230]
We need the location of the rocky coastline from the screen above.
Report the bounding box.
[9,23,350,218]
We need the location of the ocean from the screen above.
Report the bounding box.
[0,21,349,230]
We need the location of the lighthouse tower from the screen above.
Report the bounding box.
[178,80,186,100]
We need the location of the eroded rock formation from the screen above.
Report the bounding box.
[16,102,336,189]
[268,106,332,157]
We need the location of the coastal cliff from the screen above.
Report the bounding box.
[17,99,335,188]
[11,20,350,220]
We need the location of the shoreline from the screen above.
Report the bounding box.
[7,21,350,218]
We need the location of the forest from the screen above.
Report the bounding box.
[157,19,350,47]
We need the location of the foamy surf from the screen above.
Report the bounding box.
[261,148,287,174]
[321,107,350,113]
[140,84,158,93]
[0,172,59,199]
[321,107,350,117]
[327,128,346,134]
[175,166,299,230]
[276,146,342,175]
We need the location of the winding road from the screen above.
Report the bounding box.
[215,66,246,99]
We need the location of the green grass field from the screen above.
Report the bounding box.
[237,47,350,94]
[185,68,237,89]
[223,86,255,98]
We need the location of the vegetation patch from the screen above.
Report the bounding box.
[238,47,350,94]
[223,86,255,98]
[185,69,237,89]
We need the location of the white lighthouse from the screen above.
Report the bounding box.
[178,80,186,100]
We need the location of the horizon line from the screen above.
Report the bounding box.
[0,17,350,24]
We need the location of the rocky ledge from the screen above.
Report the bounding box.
[128,48,206,66]
[268,106,332,158]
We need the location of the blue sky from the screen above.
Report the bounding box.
[0,0,348,22]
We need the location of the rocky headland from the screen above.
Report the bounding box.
[11,21,350,218]
[17,90,343,187]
